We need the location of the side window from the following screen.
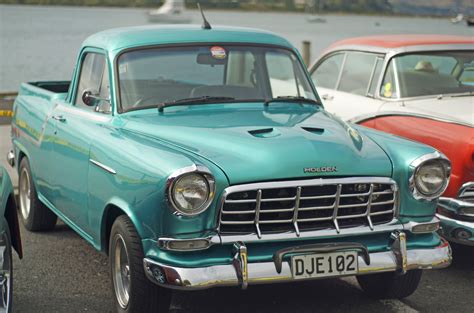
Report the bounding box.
[380,59,398,99]
[75,53,106,109]
[311,53,344,89]
[338,52,377,96]
[367,57,384,97]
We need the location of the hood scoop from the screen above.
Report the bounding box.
[302,127,325,135]
[248,127,280,138]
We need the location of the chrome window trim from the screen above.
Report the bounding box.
[217,176,399,238]
[366,57,382,97]
[166,164,216,217]
[391,57,401,100]
[310,51,346,90]
[334,52,347,90]
[409,151,451,201]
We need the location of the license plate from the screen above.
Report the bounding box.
[291,251,358,279]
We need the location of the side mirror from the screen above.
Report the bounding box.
[82,89,109,107]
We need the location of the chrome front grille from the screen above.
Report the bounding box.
[219,178,398,237]
[459,182,474,203]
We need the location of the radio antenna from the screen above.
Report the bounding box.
[197,3,212,30]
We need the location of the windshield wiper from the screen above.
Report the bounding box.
[158,96,236,112]
[264,96,321,107]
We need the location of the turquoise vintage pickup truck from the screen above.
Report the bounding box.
[10,24,452,313]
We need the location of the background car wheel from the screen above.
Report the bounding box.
[109,215,171,313]
[0,217,13,313]
[357,270,423,299]
[18,157,57,231]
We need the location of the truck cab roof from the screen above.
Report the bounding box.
[82,25,294,53]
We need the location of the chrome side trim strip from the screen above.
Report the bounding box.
[89,159,116,175]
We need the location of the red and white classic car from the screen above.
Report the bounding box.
[309,35,474,246]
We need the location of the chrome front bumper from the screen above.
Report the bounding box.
[143,231,451,290]
[437,196,474,246]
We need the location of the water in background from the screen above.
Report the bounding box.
[0,4,472,92]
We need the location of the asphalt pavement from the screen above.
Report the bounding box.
[1,125,473,313]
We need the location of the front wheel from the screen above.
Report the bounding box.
[0,218,13,313]
[357,270,423,299]
[109,215,172,313]
[18,157,57,231]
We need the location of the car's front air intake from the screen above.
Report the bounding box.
[218,177,398,237]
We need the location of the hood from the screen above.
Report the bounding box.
[121,103,393,184]
[382,96,474,127]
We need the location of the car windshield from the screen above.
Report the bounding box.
[117,45,317,111]
[381,50,474,99]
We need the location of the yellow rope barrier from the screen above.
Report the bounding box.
[0,110,13,117]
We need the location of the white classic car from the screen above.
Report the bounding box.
[309,34,474,246]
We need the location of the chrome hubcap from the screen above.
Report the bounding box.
[0,233,11,313]
[19,168,31,221]
[112,234,131,309]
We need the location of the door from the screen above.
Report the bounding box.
[311,51,385,121]
[48,51,112,234]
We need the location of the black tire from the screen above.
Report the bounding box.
[109,215,171,313]
[18,157,57,231]
[357,270,423,299]
[0,217,13,313]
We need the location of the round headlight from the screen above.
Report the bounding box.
[410,155,450,200]
[169,172,214,216]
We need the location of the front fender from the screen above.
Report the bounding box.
[88,127,229,251]
[355,125,439,220]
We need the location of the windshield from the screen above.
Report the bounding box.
[381,50,474,99]
[117,45,317,111]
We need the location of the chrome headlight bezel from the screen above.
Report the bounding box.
[409,151,451,201]
[166,165,216,217]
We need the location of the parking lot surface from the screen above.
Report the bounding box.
[1,126,473,313]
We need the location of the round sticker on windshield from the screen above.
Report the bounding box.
[210,46,227,59]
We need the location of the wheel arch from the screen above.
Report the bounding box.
[100,200,143,255]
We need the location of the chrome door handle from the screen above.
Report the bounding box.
[321,94,334,101]
[52,115,66,122]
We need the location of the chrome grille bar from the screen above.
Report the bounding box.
[332,184,342,233]
[255,190,262,238]
[219,177,398,237]
[293,187,302,236]
[367,184,374,230]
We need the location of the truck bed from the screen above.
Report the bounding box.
[28,81,70,94]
